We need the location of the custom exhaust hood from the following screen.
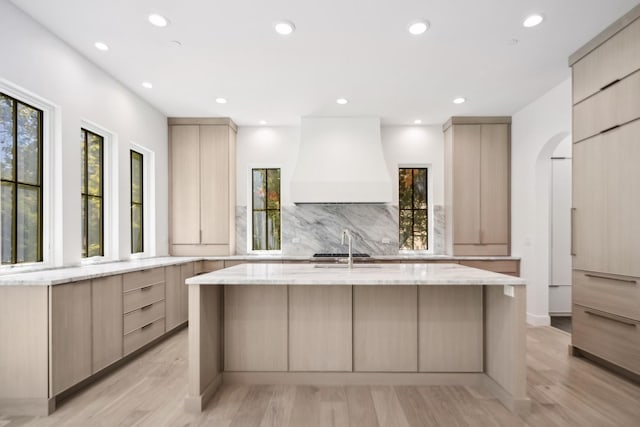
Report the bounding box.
[290,117,392,203]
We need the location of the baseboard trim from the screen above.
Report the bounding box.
[482,376,531,416]
[0,397,55,416]
[527,312,551,326]
[571,346,640,384]
[184,373,222,413]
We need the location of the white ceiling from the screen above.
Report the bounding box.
[10,0,640,126]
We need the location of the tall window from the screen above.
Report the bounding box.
[252,168,281,251]
[131,150,144,254]
[81,129,104,258]
[0,93,43,264]
[399,167,428,250]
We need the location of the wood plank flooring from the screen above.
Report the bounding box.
[2,326,639,426]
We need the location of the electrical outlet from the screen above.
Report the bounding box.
[503,285,515,298]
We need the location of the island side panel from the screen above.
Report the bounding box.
[418,286,483,372]
[484,285,529,413]
[186,284,223,413]
[289,285,352,372]
[224,285,288,371]
[354,286,418,372]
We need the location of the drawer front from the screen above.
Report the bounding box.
[459,260,519,276]
[124,318,165,355]
[123,283,165,314]
[123,301,166,335]
[122,268,165,292]
[573,17,640,103]
[573,304,640,374]
[573,270,639,321]
[573,70,640,142]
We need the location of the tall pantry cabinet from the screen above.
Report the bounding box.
[168,118,237,256]
[570,5,640,378]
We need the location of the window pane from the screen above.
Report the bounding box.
[87,196,103,257]
[252,211,266,250]
[414,233,427,251]
[81,194,87,257]
[413,169,427,209]
[17,103,40,185]
[267,209,281,250]
[266,169,280,209]
[414,209,427,235]
[252,169,265,210]
[16,185,40,263]
[0,95,14,181]
[398,168,412,209]
[81,130,86,194]
[131,204,143,253]
[1,183,14,264]
[87,133,102,196]
[131,152,142,204]
[399,209,413,250]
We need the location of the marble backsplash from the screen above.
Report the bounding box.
[235,204,445,255]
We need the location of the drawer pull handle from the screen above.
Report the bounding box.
[141,322,154,330]
[141,286,152,291]
[585,310,637,327]
[584,273,636,284]
[141,304,153,311]
[600,79,620,91]
[600,124,620,134]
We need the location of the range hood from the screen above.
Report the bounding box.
[290,117,392,203]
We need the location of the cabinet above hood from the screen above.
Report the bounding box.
[290,117,392,203]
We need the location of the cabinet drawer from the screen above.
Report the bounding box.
[123,318,165,355]
[573,270,639,321]
[123,301,166,335]
[573,17,640,103]
[123,283,165,314]
[122,268,165,292]
[573,304,640,375]
[573,70,640,142]
[459,260,519,276]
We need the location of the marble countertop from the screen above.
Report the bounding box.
[204,254,521,262]
[0,256,201,286]
[187,262,525,286]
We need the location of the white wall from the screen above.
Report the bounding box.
[0,0,168,266]
[512,78,572,326]
[236,125,444,206]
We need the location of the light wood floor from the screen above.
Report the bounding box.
[2,326,640,427]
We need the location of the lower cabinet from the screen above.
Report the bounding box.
[91,275,123,373]
[165,265,182,331]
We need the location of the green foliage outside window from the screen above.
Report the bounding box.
[81,129,104,258]
[252,168,281,250]
[0,93,43,264]
[131,150,143,254]
[399,168,428,250]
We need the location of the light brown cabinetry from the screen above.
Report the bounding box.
[91,275,123,373]
[570,6,640,378]
[166,262,192,331]
[444,117,511,256]
[169,118,237,256]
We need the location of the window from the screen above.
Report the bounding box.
[399,167,428,250]
[130,150,143,254]
[0,93,43,264]
[81,128,104,258]
[251,168,281,251]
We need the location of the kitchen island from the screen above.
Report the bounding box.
[185,263,528,414]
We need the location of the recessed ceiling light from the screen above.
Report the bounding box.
[414,119,422,124]
[216,97,227,104]
[259,120,267,125]
[142,81,153,89]
[408,21,429,35]
[94,42,109,51]
[148,13,169,27]
[523,14,544,28]
[336,98,348,105]
[453,97,466,104]
[274,20,295,35]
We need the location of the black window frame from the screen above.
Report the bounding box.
[251,168,281,251]
[398,167,429,251]
[81,128,104,258]
[130,150,144,254]
[0,92,44,265]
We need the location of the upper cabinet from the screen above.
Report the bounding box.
[444,117,511,256]
[169,118,237,256]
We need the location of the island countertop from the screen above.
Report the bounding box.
[186,262,525,286]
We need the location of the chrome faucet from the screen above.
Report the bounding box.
[341,229,353,269]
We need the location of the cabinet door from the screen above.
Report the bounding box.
[165,265,182,331]
[572,138,608,272]
[50,281,92,395]
[606,121,640,277]
[170,125,200,244]
[200,125,229,244]
[453,125,481,244]
[180,262,195,323]
[480,124,509,245]
[91,276,123,373]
